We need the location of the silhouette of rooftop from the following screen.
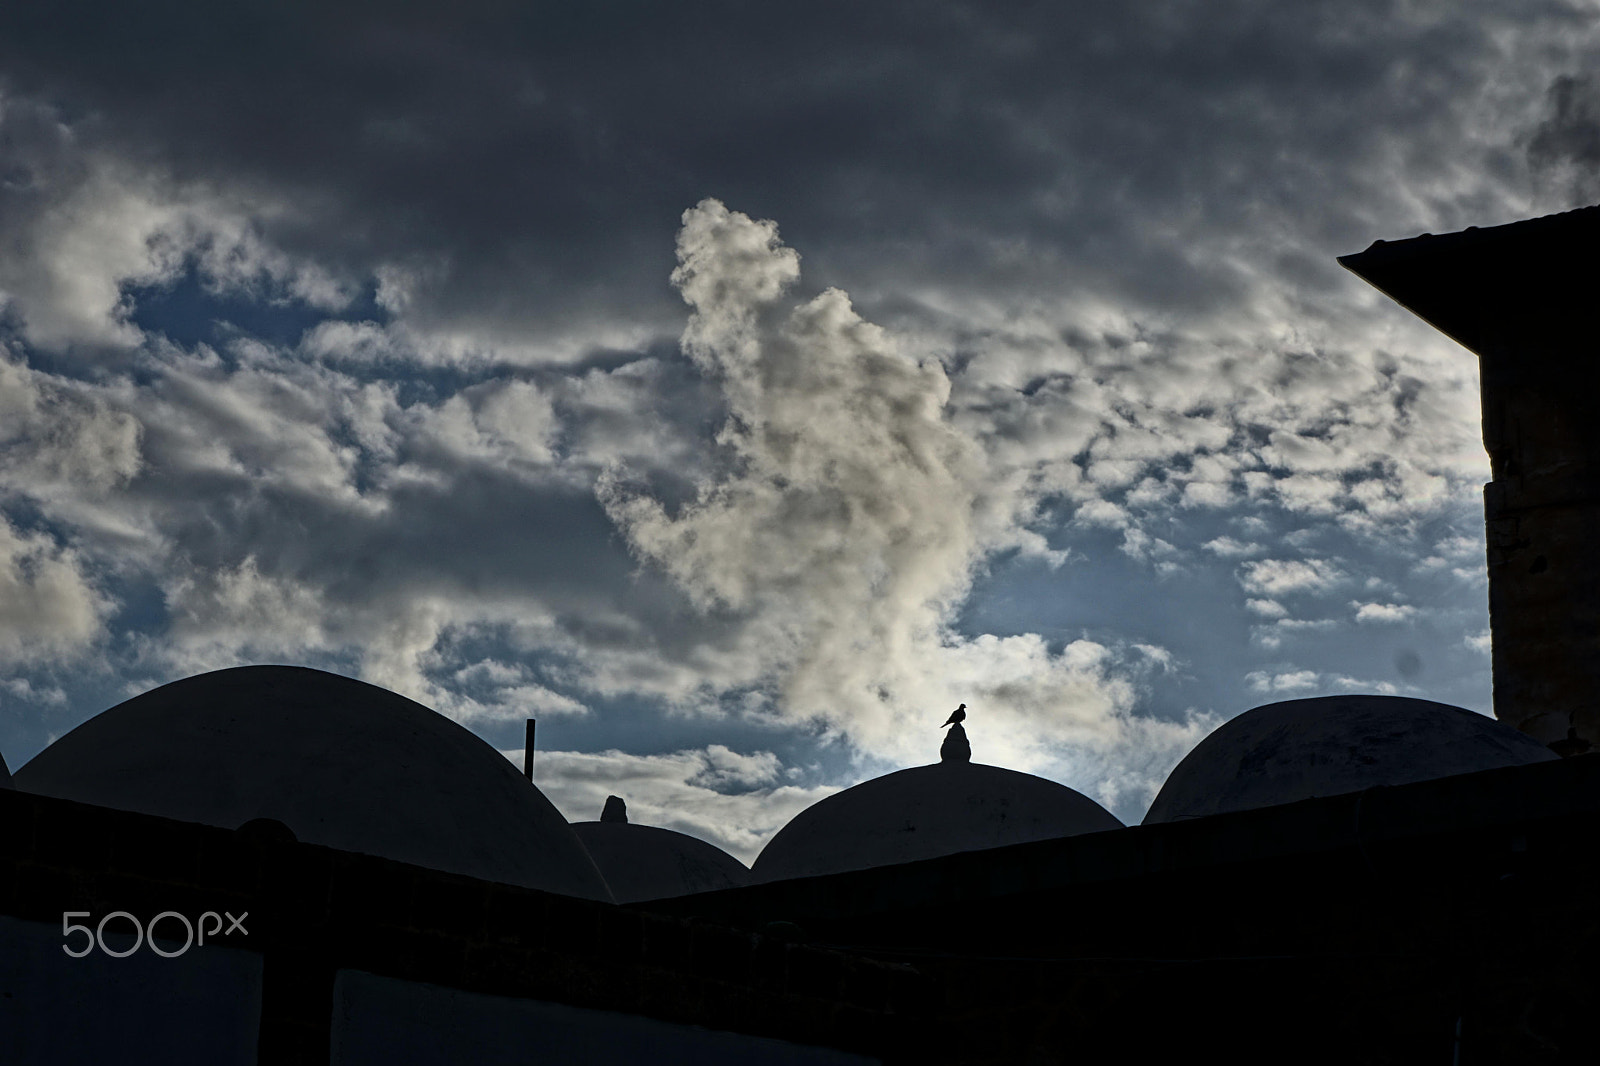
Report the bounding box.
[1144,694,1555,823]
[14,665,611,901]
[1337,203,1600,359]
[751,760,1123,883]
[572,817,752,903]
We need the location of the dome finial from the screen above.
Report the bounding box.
[940,704,971,763]
[601,795,628,823]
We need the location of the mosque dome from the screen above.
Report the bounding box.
[571,796,751,904]
[751,751,1124,884]
[1144,694,1560,824]
[13,665,611,901]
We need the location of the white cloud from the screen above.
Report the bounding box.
[159,556,330,668]
[454,659,527,688]
[1245,668,1320,694]
[1248,616,1338,651]
[1,678,67,705]
[1124,476,1176,509]
[1435,534,1483,560]
[1331,676,1401,696]
[1072,498,1130,528]
[1204,536,1262,558]
[0,516,110,665]
[0,350,142,496]
[1353,602,1418,624]
[1120,526,1180,570]
[515,745,839,864]
[1270,474,1345,515]
[451,660,590,719]
[1178,478,1232,509]
[403,378,560,469]
[692,745,785,790]
[1237,558,1343,597]
[483,683,590,720]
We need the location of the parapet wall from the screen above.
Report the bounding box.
[0,786,918,1065]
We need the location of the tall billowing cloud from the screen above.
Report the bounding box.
[602,201,1208,798]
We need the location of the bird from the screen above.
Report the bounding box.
[941,703,966,728]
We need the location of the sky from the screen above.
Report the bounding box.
[2,1,1599,864]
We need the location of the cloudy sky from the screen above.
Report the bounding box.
[2,1,1598,862]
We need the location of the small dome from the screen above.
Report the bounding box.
[1144,694,1559,824]
[751,762,1123,883]
[14,665,610,901]
[572,820,751,903]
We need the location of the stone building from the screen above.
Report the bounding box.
[1340,208,1600,751]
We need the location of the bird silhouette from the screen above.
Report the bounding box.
[942,703,966,728]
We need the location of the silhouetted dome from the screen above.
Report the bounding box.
[572,819,751,903]
[751,762,1123,883]
[1144,694,1560,824]
[14,665,611,901]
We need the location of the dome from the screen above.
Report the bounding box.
[1144,694,1560,824]
[572,797,750,903]
[751,761,1124,883]
[13,665,611,901]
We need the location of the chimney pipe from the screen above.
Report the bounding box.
[523,718,536,780]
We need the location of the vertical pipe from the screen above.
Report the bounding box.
[523,718,536,781]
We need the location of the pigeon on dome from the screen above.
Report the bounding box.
[751,701,1122,882]
[940,703,972,764]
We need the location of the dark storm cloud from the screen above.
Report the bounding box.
[1528,73,1600,205]
[4,0,1583,349]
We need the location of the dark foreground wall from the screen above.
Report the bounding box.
[331,970,874,1066]
[5,756,1600,1064]
[0,913,262,1064]
[651,753,1600,1064]
[0,786,911,1065]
